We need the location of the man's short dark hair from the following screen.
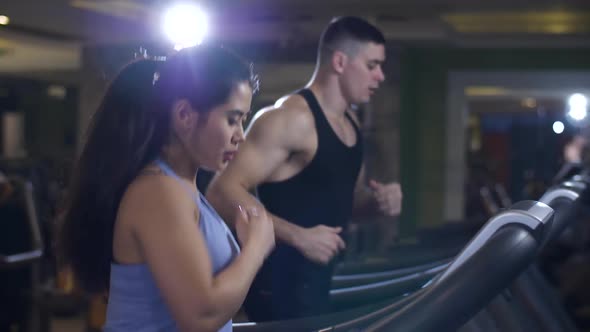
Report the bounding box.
[318,16,386,64]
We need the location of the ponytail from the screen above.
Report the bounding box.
[58,59,160,293]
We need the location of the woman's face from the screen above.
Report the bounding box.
[189,81,253,171]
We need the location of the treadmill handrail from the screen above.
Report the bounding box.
[538,181,584,206]
[538,180,588,248]
[0,249,44,267]
[238,202,552,332]
[22,179,44,252]
[329,262,448,311]
[436,200,552,282]
[233,261,447,331]
[233,296,407,332]
[330,264,446,296]
[362,225,540,332]
[316,290,426,332]
[331,258,452,289]
[0,177,44,269]
[571,174,590,184]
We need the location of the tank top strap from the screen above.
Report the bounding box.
[296,89,332,134]
[154,159,196,198]
[297,89,362,145]
[154,159,240,251]
[199,194,241,251]
[344,111,362,137]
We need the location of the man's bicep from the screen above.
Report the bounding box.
[224,117,290,189]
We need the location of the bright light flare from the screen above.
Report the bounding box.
[163,4,208,51]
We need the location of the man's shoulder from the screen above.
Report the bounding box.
[275,93,308,110]
[253,94,314,132]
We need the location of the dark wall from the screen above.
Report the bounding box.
[399,47,590,234]
[0,78,77,159]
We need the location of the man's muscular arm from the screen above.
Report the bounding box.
[207,103,345,264]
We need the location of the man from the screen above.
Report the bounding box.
[564,135,587,164]
[207,16,402,321]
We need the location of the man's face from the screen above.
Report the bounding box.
[340,42,386,104]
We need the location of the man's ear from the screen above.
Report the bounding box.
[331,50,348,74]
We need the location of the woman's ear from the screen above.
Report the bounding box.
[171,99,199,130]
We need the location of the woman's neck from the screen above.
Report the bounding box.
[159,144,198,184]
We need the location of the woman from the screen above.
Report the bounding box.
[58,45,275,332]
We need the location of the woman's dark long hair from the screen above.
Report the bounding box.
[58,45,258,293]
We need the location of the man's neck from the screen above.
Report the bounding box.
[307,74,349,118]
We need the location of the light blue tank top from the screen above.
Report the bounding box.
[103,160,240,332]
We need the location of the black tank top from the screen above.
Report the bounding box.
[246,90,364,320]
[257,89,363,229]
